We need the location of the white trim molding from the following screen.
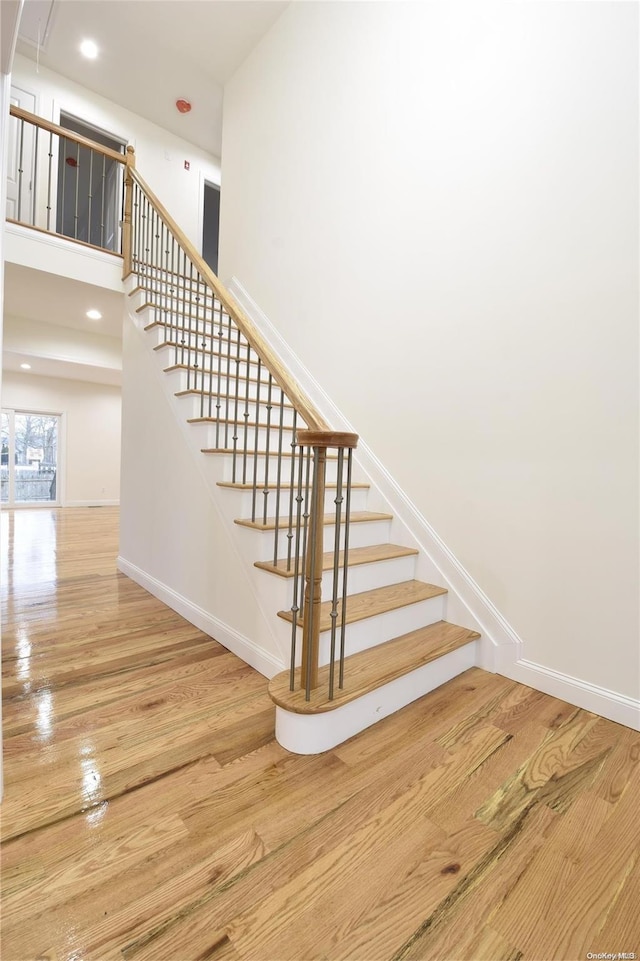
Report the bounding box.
[117,555,286,680]
[67,500,120,508]
[501,652,640,731]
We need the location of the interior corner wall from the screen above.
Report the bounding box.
[10,54,221,250]
[220,2,640,701]
[2,371,121,504]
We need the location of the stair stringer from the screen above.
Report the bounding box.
[118,293,290,679]
[228,276,523,675]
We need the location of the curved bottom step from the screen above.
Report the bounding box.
[270,622,479,754]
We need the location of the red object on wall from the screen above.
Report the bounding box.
[65,156,78,167]
[176,99,191,114]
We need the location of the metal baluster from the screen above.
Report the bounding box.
[339,448,354,689]
[59,135,67,235]
[180,246,188,372]
[286,410,299,571]
[46,131,53,231]
[17,119,25,221]
[328,447,345,700]
[250,359,262,519]
[100,153,106,249]
[304,447,323,701]
[289,443,308,691]
[224,313,233,448]
[169,232,177,344]
[31,125,39,226]
[231,329,242,482]
[272,393,286,566]
[241,347,254,485]
[87,147,93,245]
[73,141,80,239]
[262,375,274,526]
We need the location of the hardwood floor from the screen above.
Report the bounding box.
[1,507,638,961]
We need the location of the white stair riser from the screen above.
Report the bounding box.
[175,394,297,427]
[220,485,369,519]
[154,346,273,384]
[233,518,393,562]
[186,422,298,452]
[146,324,244,354]
[274,642,477,754]
[204,452,346,486]
[255,553,418,614]
[275,593,447,665]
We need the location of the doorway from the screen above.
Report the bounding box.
[202,181,220,274]
[56,113,126,251]
[1,410,61,507]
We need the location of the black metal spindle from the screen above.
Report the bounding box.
[241,347,254,485]
[31,125,39,226]
[100,153,106,249]
[73,141,80,239]
[285,410,299,571]
[17,119,25,221]
[46,131,53,231]
[289,443,307,691]
[250,359,262,519]
[328,447,345,700]
[339,448,354,689]
[87,149,93,245]
[231,329,242,482]
[272,394,286,566]
[262,375,274,526]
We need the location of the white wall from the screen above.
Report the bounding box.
[11,53,221,249]
[220,3,639,701]
[2,370,121,505]
[119,310,284,675]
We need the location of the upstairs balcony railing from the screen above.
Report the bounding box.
[6,105,359,702]
[7,105,127,253]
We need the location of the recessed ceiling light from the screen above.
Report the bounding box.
[20,363,31,370]
[86,309,102,320]
[80,39,98,59]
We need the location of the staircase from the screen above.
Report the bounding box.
[123,163,482,752]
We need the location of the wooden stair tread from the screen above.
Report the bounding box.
[178,390,293,408]
[202,448,339,459]
[236,510,392,532]
[278,579,446,631]
[154,340,260,357]
[164,365,274,387]
[187,416,295,429]
[268,620,479,714]
[255,543,417,578]
[217,480,369,491]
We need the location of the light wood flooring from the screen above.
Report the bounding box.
[1,507,638,961]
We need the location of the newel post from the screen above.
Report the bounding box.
[121,144,136,279]
[296,430,359,696]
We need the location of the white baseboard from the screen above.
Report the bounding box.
[498,649,640,731]
[227,277,522,671]
[66,500,120,507]
[117,554,286,680]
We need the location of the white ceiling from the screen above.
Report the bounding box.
[4,262,124,338]
[16,0,289,156]
[3,263,125,385]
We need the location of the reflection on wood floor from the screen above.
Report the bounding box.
[1,507,638,961]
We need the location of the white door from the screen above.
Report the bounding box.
[6,86,36,222]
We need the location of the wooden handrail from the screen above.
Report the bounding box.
[9,106,128,165]
[129,167,330,433]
